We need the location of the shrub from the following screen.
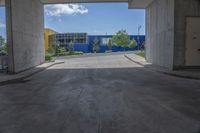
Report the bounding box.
[58,48,66,53]
[45,53,52,61]
[68,41,74,53]
[58,51,84,56]
[0,44,8,55]
[107,39,113,50]
[58,52,69,56]
[46,47,55,56]
[93,38,100,53]
[69,51,84,55]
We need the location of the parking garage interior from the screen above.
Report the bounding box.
[0,0,200,132]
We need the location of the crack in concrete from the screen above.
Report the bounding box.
[97,111,102,133]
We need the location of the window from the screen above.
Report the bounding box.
[101,38,111,46]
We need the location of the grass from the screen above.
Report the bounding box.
[58,51,84,56]
[45,51,84,61]
[135,51,145,58]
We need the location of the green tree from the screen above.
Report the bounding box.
[0,36,7,55]
[107,39,112,50]
[0,36,5,46]
[93,37,100,53]
[129,39,137,48]
[68,41,74,54]
[112,30,130,50]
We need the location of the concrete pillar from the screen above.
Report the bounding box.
[0,0,5,5]
[146,0,200,70]
[6,0,44,73]
[145,0,175,70]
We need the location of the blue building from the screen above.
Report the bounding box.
[88,35,145,53]
[49,33,145,53]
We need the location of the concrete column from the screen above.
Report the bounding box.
[146,0,175,70]
[146,0,200,70]
[0,0,5,5]
[6,0,44,73]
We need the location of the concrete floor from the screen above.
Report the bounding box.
[0,54,200,133]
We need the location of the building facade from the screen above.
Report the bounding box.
[44,28,57,50]
[49,33,88,47]
[46,29,145,53]
[88,35,145,53]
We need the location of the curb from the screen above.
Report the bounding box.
[161,71,200,80]
[0,61,64,86]
[124,54,200,80]
[124,54,145,66]
[21,61,64,79]
[56,52,137,60]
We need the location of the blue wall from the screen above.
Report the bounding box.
[73,43,90,53]
[69,35,145,53]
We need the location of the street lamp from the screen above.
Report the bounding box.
[137,25,142,51]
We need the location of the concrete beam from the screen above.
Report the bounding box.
[128,0,153,9]
[41,0,128,4]
[41,0,153,9]
[6,0,45,73]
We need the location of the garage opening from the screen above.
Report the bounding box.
[0,5,7,72]
[43,3,146,60]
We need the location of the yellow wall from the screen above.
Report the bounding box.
[44,28,57,50]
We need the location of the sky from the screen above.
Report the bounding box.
[0,6,6,39]
[0,3,145,39]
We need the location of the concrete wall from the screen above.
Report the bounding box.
[173,0,200,69]
[146,0,175,69]
[6,0,44,73]
[0,0,5,5]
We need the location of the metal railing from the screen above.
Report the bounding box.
[0,56,8,73]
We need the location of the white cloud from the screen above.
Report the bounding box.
[45,4,88,16]
[0,22,5,28]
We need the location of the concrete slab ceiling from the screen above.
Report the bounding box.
[41,0,152,9]
[0,0,152,9]
[41,0,128,4]
[128,0,153,9]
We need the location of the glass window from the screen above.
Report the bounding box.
[101,38,111,45]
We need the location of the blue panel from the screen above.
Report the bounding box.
[87,35,145,53]
[73,44,90,53]
[64,35,145,53]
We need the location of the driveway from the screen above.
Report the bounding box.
[0,54,200,133]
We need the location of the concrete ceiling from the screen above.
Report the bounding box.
[128,0,153,8]
[41,0,153,8]
[0,0,153,8]
[41,0,128,4]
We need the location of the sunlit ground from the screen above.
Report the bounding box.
[50,54,143,70]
